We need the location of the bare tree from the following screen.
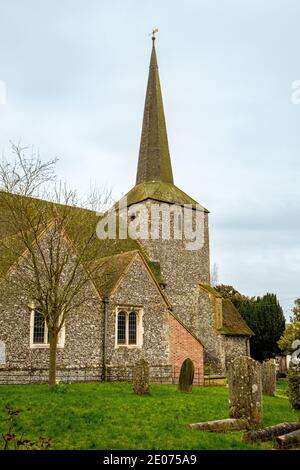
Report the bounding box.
[0,143,112,387]
[211,262,219,287]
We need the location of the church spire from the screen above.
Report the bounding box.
[136,34,174,185]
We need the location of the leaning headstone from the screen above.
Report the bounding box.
[262,359,276,396]
[133,359,150,395]
[244,422,300,443]
[188,418,248,431]
[178,358,194,393]
[228,356,262,426]
[275,429,300,449]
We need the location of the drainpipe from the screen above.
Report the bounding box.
[102,298,109,382]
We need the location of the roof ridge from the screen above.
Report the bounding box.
[94,250,139,264]
[0,189,97,214]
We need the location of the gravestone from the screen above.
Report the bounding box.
[178,358,194,393]
[133,358,150,395]
[262,359,276,396]
[228,356,262,426]
[0,341,6,365]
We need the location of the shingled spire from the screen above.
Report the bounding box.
[136,35,174,185]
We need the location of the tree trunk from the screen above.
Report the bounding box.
[49,333,58,388]
[244,422,300,442]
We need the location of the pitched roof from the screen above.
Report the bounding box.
[91,251,138,298]
[123,181,209,211]
[136,40,173,185]
[0,191,169,302]
[221,299,254,336]
[199,283,222,298]
[199,283,253,336]
[0,191,139,280]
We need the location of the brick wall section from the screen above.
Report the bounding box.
[168,314,204,385]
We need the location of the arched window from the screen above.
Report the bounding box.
[30,306,65,349]
[115,308,143,348]
[33,310,46,344]
[128,311,137,345]
[117,311,126,345]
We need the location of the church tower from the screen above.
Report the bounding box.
[124,35,211,335]
[117,35,253,374]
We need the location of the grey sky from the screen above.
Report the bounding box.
[0,0,299,319]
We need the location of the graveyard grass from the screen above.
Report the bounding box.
[0,380,297,450]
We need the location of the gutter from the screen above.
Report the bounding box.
[102,297,109,382]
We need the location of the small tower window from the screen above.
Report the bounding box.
[177,213,182,231]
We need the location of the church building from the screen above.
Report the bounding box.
[0,37,252,384]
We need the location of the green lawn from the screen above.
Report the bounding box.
[0,379,297,450]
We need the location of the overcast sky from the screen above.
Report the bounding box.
[0,0,299,319]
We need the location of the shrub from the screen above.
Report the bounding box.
[133,359,150,395]
[178,358,194,393]
[287,368,300,410]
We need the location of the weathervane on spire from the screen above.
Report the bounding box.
[150,28,159,43]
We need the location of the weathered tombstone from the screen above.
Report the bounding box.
[228,356,262,426]
[0,341,5,365]
[275,429,300,449]
[188,418,248,431]
[133,359,150,395]
[178,358,194,393]
[262,359,276,396]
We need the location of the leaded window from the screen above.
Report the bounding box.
[117,311,126,345]
[128,311,137,345]
[116,308,142,347]
[30,306,65,349]
[33,310,46,344]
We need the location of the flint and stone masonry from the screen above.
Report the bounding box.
[0,38,253,384]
